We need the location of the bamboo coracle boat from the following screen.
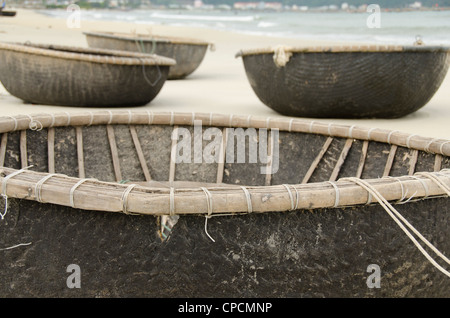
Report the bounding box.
[0,10,16,17]
[0,42,175,107]
[1,111,449,297]
[84,31,213,79]
[236,45,450,118]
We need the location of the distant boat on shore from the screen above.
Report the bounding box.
[237,44,450,119]
[84,31,213,79]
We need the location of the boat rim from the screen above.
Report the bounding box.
[236,44,450,57]
[83,31,212,46]
[0,41,176,66]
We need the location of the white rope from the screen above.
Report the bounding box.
[387,130,399,144]
[288,118,294,132]
[308,121,315,134]
[343,177,450,278]
[410,176,429,198]
[122,184,137,214]
[240,186,252,213]
[7,116,18,131]
[34,173,58,203]
[0,242,32,251]
[0,193,7,221]
[384,176,407,203]
[367,127,377,140]
[229,114,234,127]
[69,178,95,208]
[107,110,113,125]
[26,114,43,131]
[327,181,340,208]
[414,172,450,196]
[204,215,215,242]
[169,111,174,126]
[127,110,133,125]
[146,110,154,125]
[348,125,356,139]
[440,141,450,155]
[1,167,32,220]
[87,111,94,126]
[201,187,217,242]
[64,111,71,126]
[201,187,213,216]
[282,184,295,211]
[293,186,300,210]
[424,138,439,152]
[49,113,56,128]
[406,134,417,149]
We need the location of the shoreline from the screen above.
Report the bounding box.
[1,9,450,140]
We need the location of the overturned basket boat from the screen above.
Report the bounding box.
[0,42,175,107]
[236,45,450,118]
[84,31,213,80]
[0,10,16,17]
[1,111,449,297]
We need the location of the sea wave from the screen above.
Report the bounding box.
[150,12,255,22]
[257,21,277,28]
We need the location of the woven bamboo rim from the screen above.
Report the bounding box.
[1,111,449,156]
[84,31,211,46]
[236,44,450,57]
[0,110,449,217]
[0,42,176,66]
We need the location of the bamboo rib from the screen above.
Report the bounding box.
[47,128,55,174]
[76,126,85,179]
[216,127,228,184]
[129,125,152,182]
[356,140,369,179]
[169,125,178,183]
[329,138,353,182]
[434,154,443,172]
[0,133,7,167]
[20,130,27,169]
[264,130,274,186]
[383,145,398,177]
[302,136,333,184]
[408,149,419,176]
[106,125,122,182]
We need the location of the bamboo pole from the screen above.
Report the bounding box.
[0,167,449,216]
[106,125,122,182]
[0,133,7,167]
[356,140,369,179]
[329,138,353,182]
[129,125,152,182]
[302,137,333,184]
[76,126,85,179]
[47,128,55,174]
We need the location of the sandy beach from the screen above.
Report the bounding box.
[1,9,450,139]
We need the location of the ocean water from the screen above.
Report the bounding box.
[41,8,450,46]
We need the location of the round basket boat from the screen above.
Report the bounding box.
[0,42,176,107]
[0,111,449,297]
[236,45,450,119]
[84,31,212,80]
